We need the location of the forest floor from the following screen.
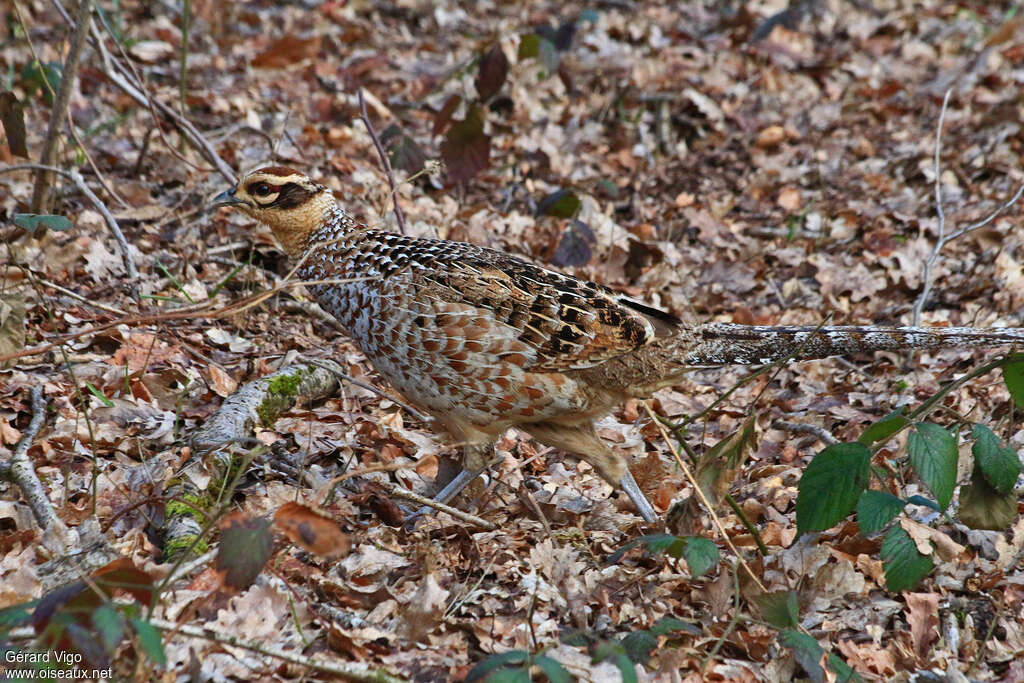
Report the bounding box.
[2,0,1024,681]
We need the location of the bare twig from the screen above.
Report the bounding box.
[0,274,373,365]
[147,618,407,682]
[65,109,130,209]
[384,482,497,530]
[913,89,1024,324]
[309,359,433,423]
[358,89,406,235]
[3,163,139,280]
[49,0,236,183]
[31,0,93,213]
[1,387,64,534]
[33,275,128,315]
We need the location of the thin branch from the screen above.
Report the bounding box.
[0,274,374,365]
[1,387,65,534]
[944,180,1024,243]
[912,89,1024,324]
[33,275,128,315]
[358,89,406,235]
[32,0,93,213]
[384,483,497,530]
[147,618,408,682]
[66,108,130,209]
[49,0,236,183]
[913,88,952,326]
[3,163,138,280]
[309,359,433,423]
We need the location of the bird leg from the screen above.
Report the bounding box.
[524,421,659,524]
[404,442,497,526]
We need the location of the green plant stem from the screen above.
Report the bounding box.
[872,353,1023,454]
[724,494,769,556]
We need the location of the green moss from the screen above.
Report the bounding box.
[165,491,210,521]
[256,369,306,425]
[164,533,208,562]
[209,450,246,498]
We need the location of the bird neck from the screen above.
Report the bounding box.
[264,191,341,259]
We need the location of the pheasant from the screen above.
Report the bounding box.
[211,167,1024,523]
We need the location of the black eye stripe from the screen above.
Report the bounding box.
[246,182,281,197]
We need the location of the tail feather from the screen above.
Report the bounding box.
[682,323,1024,366]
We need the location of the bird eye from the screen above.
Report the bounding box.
[252,183,272,197]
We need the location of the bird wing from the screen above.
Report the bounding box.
[419,248,680,372]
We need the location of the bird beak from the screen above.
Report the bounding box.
[211,187,246,208]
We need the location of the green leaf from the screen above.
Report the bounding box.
[382,125,426,176]
[971,424,1021,495]
[856,490,905,534]
[215,515,273,591]
[0,601,36,629]
[518,34,558,73]
[91,604,125,655]
[682,537,719,578]
[904,495,941,512]
[880,525,933,592]
[795,443,871,533]
[620,630,657,665]
[608,533,685,563]
[465,651,529,682]
[536,189,582,219]
[907,423,958,510]
[753,590,800,629]
[67,622,109,668]
[779,630,863,683]
[21,60,62,104]
[85,381,115,408]
[482,669,530,683]
[858,410,909,445]
[130,617,166,666]
[780,630,826,682]
[959,467,1019,530]
[13,213,73,233]
[648,616,699,636]
[533,655,570,683]
[551,220,595,268]
[1003,358,1024,408]
[613,653,638,683]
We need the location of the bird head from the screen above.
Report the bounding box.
[211,167,336,258]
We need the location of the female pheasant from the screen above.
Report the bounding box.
[212,167,1024,523]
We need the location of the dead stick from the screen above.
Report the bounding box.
[358,89,406,234]
[384,483,496,530]
[32,0,93,212]
[0,387,63,533]
[147,618,407,682]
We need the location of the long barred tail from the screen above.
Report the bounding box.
[682,323,1024,366]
